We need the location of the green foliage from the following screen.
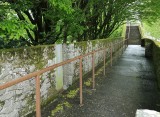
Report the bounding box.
[0,0,159,48]
[0,19,34,40]
[49,0,74,14]
[140,0,160,23]
[109,25,123,38]
[143,20,160,39]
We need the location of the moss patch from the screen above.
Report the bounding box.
[0,100,5,107]
[51,101,72,117]
[65,88,79,99]
[84,78,92,87]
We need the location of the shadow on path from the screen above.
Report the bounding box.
[57,45,160,117]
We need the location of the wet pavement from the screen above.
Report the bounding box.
[57,45,160,117]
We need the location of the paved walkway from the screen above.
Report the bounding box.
[58,45,160,117]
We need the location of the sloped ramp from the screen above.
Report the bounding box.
[55,45,160,117]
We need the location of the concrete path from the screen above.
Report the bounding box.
[57,45,160,117]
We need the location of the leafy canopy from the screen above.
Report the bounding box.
[0,0,159,48]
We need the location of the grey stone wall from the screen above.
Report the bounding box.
[145,42,153,58]
[62,38,121,89]
[152,41,160,88]
[0,38,123,117]
[0,45,56,117]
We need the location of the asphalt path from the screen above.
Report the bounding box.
[57,45,160,117]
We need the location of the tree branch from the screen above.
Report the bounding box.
[24,11,36,24]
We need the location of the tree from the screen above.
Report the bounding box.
[138,0,160,22]
[0,0,75,46]
[0,0,158,48]
[76,0,143,40]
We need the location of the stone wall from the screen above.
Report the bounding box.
[62,39,120,89]
[144,39,160,88]
[0,38,123,117]
[0,45,57,117]
[152,41,160,88]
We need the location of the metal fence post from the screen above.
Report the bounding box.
[79,57,83,106]
[92,52,95,90]
[123,40,124,51]
[103,49,106,76]
[123,40,125,51]
[125,39,127,48]
[119,41,121,56]
[121,41,123,54]
[126,39,127,48]
[36,75,41,117]
[127,39,129,47]
[110,43,113,67]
